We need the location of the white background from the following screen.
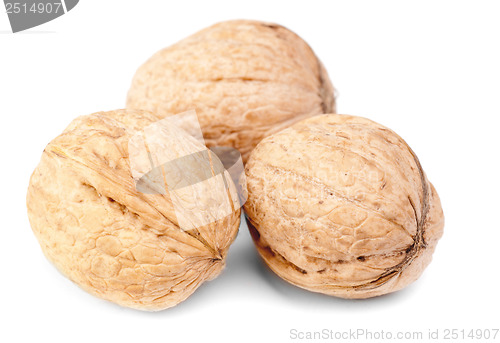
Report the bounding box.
[1,1,499,342]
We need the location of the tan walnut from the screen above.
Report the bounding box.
[126,20,335,163]
[244,114,444,298]
[27,109,240,311]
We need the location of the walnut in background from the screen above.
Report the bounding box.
[127,20,335,162]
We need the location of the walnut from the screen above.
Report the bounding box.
[126,20,335,163]
[243,114,444,298]
[26,109,240,311]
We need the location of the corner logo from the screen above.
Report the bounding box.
[4,0,78,33]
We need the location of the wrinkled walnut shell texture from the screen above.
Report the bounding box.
[244,114,444,298]
[126,20,335,163]
[27,109,240,311]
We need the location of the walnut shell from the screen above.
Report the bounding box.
[244,114,444,298]
[26,109,240,311]
[126,20,335,163]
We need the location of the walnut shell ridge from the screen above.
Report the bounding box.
[244,114,444,298]
[126,20,335,163]
[27,109,240,311]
